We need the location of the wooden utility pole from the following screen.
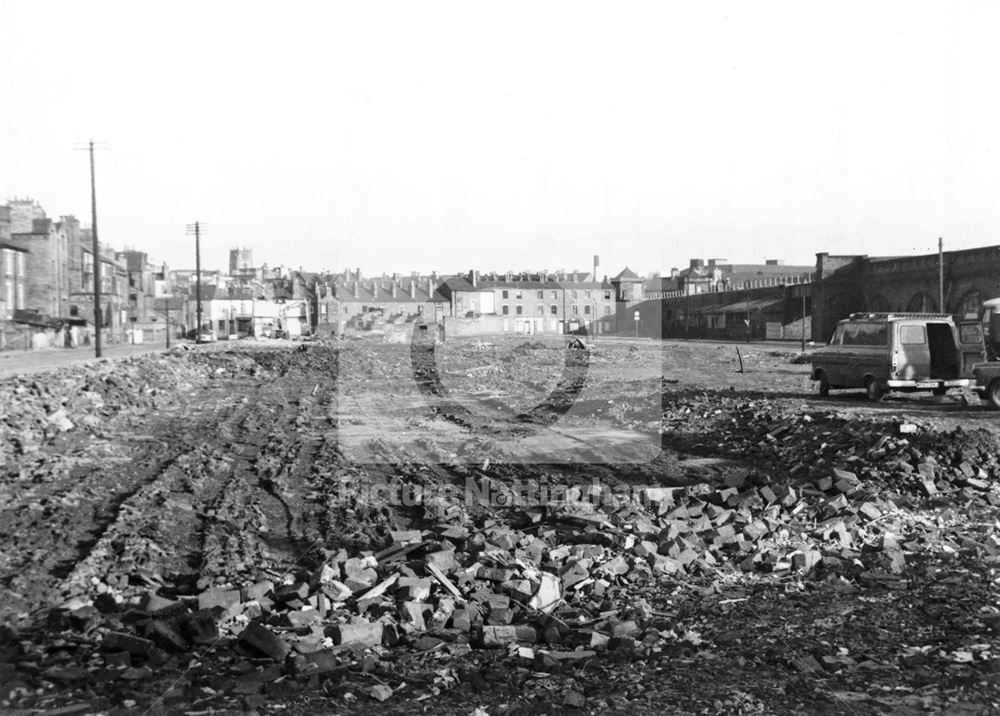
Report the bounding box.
[938,237,944,312]
[89,141,101,357]
[186,222,205,342]
[801,285,807,353]
[164,298,171,349]
[76,141,108,356]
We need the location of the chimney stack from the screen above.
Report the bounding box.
[354,280,360,298]
[391,282,397,298]
[410,280,416,299]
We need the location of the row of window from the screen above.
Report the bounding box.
[500,289,612,301]
[1,250,26,278]
[500,304,613,316]
[1,278,26,319]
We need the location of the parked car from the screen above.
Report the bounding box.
[810,312,982,401]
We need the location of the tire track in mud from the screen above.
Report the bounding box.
[54,384,273,603]
[196,347,341,583]
[0,412,201,623]
[0,353,308,624]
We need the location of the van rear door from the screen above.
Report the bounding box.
[927,322,960,379]
[957,321,986,377]
[895,322,930,381]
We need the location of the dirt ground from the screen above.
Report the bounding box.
[1,337,999,715]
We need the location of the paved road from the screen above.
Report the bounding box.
[0,342,173,379]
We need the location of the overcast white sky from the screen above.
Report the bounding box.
[3,1,1000,278]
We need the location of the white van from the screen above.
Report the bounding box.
[810,313,982,400]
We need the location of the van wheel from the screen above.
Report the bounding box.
[818,372,830,397]
[988,380,1000,410]
[865,376,883,402]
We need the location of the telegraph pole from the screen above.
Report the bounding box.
[186,223,205,342]
[801,285,807,353]
[163,298,171,349]
[76,141,108,356]
[938,237,944,313]
[89,141,102,357]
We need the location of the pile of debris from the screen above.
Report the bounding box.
[0,350,291,469]
[7,436,997,709]
[664,393,1000,500]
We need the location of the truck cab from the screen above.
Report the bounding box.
[971,298,1000,408]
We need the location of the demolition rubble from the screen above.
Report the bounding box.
[1,342,999,714]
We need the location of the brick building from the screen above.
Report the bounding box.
[812,246,1000,342]
[0,241,28,321]
[438,270,615,335]
[320,273,446,334]
[9,216,70,318]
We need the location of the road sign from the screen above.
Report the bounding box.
[633,311,640,320]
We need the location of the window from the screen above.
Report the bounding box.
[604,305,611,316]
[502,290,509,299]
[537,290,544,299]
[502,305,509,315]
[551,291,557,300]
[830,324,845,345]
[536,305,544,315]
[456,297,464,309]
[572,305,578,316]
[900,325,927,345]
[515,290,522,299]
[584,305,591,315]
[343,306,350,314]
[585,290,591,299]
[842,322,887,346]
[515,305,523,315]
[550,305,558,315]
[960,323,983,344]
[604,290,611,300]
[572,290,579,299]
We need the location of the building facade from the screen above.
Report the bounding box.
[812,246,1000,342]
[0,242,28,321]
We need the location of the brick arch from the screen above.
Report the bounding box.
[955,288,982,318]
[906,292,938,312]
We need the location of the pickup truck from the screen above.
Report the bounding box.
[973,362,1000,408]
[971,297,1000,408]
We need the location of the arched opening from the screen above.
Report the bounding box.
[957,289,982,319]
[906,292,937,312]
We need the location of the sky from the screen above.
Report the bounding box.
[3,1,1000,278]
